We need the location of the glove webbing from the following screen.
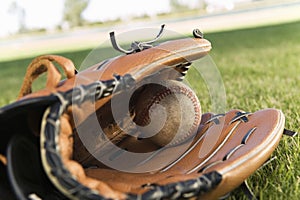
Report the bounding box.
[41,74,222,200]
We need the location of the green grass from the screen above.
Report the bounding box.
[0,21,299,199]
[205,21,300,199]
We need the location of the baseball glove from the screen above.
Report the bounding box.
[0,25,296,200]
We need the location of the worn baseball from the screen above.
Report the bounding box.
[132,80,201,147]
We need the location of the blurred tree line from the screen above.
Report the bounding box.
[8,0,90,33]
[63,0,90,27]
[62,0,205,28]
[8,0,209,33]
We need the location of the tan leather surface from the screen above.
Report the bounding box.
[57,113,126,200]
[20,38,210,99]
[0,154,6,165]
[79,37,212,81]
[18,38,211,124]
[18,55,76,99]
[60,108,284,199]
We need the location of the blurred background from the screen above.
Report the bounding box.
[0,0,299,61]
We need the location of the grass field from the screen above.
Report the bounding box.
[0,21,299,199]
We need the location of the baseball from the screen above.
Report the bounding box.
[131,80,201,147]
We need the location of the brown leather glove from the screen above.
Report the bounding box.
[0,26,295,200]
